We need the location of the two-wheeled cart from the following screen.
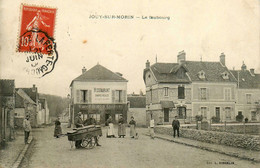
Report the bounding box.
[67,125,102,149]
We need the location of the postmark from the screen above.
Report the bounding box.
[18,4,58,77]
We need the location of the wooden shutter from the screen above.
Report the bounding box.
[88,90,92,103]
[76,90,80,103]
[122,90,126,103]
[112,90,115,103]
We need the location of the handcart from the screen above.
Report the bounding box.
[66,125,102,149]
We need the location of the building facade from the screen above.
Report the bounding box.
[0,79,15,146]
[143,52,239,125]
[231,63,260,121]
[70,64,128,125]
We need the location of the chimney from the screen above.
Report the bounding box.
[177,50,186,64]
[241,61,247,71]
[146,60,150,69]
[220,53,225,66]
[250,68,255,76]
[32,84,36,92]
[82,67,87,74]
[115,72,123,76]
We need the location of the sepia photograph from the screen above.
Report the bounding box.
[0,0,259,168]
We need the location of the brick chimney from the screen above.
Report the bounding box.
[220,53,225,66]
[177,50,186,64]
[146,60,150,69]
[32,84,36,92]
[250,68,255,76]
[82,67,87,74]
[241,61,247,71]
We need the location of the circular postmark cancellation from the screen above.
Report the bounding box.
[18,4,58,78]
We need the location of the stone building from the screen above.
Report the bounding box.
[127,93,146,127]
[143,51,238,125]
[0,79,15,146]
[230,63,260,121]
[70,64,128,125]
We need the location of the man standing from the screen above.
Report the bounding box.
[23,115,31,144]
[74,112,84,148]
[84,115,101,146]
[172,116,180,138]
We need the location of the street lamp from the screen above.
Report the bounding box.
[67,94,71,128]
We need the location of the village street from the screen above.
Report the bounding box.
[20,123,259,168]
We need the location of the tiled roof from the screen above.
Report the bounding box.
[0,79,15,96]
[16,89,36,104]
[230,70,260,89]
[184,61,237,82]
[19,87,38,102]
[72,64,128,84]
[148,61,237,83]
[127,96,146,108]
[150,63,190,83]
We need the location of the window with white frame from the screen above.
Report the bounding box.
[164,87,169,96]
[201,107,207,119]
[246,94,251,104]
[225,107,231,120]
[200,88,207,100]
[224,88,231,100]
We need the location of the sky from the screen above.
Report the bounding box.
[0,0,259,97]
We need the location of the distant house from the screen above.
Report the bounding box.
[127,94,146,127]
[17,85,39,127]
[70,64,128,125]
[38,98,50,125]
[0,79,15,145]
[230,63,260,121]
[14,88,37,128]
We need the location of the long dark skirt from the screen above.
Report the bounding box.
[54,125,62,137]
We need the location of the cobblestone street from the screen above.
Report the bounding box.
[20,124,259,168]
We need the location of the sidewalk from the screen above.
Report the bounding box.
[143,131,260,163]
[0,130,33,168]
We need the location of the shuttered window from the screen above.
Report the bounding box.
[178,86,185,99]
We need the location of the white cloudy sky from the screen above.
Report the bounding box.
[0,0,259,97]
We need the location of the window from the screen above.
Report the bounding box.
[251,111,256,121]
[201,107,207,119]
[164,87,169,96]
[115,90,123,103]
[95,114,100,122]
[115,114,120,122]
[150,89,152,103]
[198,71,205,79]
[81,90,88,102]
[177,107,186,119]
[200,88,207,100]
[178,86,185,99]
[224,88,231,100]
[246,94,251,104]
[225,107,231,120]
[222,72,229,79]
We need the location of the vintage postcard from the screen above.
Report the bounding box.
[0,0,259,168]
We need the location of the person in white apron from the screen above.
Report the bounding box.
[106,115,116,138]
[129,116,136,138]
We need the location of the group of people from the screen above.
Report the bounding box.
[106,115,137,139]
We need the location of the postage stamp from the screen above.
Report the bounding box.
[18,4,58,77]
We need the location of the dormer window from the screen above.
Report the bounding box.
[222,72,229,79]
[198,70,205,79]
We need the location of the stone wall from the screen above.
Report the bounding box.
[155,126,260,151]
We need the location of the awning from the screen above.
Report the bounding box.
[160,101,175,108]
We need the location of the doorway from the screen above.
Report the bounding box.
[164,108,169,122]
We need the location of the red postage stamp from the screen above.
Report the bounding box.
[18,4,58,77]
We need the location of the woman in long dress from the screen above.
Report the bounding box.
[118,115,126,138]
[54,117,62,138]
[129,116,136,138]
[106,115,116,138]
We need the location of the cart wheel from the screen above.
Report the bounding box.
[81,136,95,149]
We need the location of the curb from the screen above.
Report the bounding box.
[12,137,34,168]
[143,133,260,163]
